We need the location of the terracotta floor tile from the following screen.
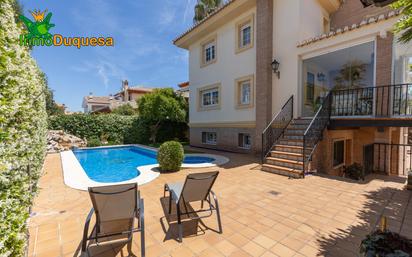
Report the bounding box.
[241,241,266,257]
[227,233,250,248]
[215,239,238,256]
[252,235,277,249]
[270,243,297,257]
[186,238,210,254]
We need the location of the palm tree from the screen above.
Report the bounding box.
[193,0,224,23]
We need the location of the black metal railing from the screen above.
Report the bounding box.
[331,83,412,117]
[364,143,412,176]
[261,95,293,162]
[303,92,332,176]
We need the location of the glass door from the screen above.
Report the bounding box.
[301,41,376,117]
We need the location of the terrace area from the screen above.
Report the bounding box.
[28,150,412,257]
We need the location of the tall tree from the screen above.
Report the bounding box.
[41,73,64,116]
[391,0,412,43]
[138,88,187,143]
[193,0,224,23]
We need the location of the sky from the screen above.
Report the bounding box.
[20,0,197,111]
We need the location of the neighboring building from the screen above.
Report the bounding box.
[82,80,153,113]
[174,0,412,177]
[176,81,190,98]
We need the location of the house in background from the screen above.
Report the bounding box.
[82,80,153,113]
[174,0,412,177]
[176,81,190,99]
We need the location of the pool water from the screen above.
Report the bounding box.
[73,146,215,183]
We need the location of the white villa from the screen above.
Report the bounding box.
[174,0,412,177]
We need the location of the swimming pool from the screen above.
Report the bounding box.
[73,146,216,183]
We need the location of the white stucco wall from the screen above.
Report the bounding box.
[273,0,397,117]
[188,8,256,124]
[272,0,325,117]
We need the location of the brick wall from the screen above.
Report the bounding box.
[255,0,273,153]
[190,127,255,153]
[312,127,392,176]
[330,0,390,30]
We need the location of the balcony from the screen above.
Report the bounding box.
[330,83,412,127]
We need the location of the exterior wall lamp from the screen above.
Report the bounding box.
[271,59,280,79]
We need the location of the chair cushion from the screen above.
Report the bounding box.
[167,182,184,203]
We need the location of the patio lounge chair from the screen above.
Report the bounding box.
[164,171,222,242]
[81,183,145,257]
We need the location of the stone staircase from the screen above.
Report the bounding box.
[262,118,312,178]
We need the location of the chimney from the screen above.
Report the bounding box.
[122,80,129,102]
[89,92,93,99]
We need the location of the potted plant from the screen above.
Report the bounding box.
[360,217,412,256]
[343,163,364,180]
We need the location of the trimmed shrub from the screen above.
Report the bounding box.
[0,1,48,255]
[157,141,184,172]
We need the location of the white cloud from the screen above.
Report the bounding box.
[159,8,176,26]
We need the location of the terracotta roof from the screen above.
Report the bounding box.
[173,0,237,44]
[297,10,401,47]
[178,81,189,88]
[128,86,154,92]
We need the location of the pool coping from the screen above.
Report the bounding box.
[61,144,229,191]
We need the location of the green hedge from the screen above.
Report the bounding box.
[0,1,48,256]
[48,114,137,144]
[48,114,188,145]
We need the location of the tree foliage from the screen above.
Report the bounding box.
[392,0,412,43]
[43,73,64,116]
[138,88,187,143]
[193,0,224,23]
[0,0,48,255]
[111,103,138,116]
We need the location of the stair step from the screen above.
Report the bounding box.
[283,134,303,140]
[266,157,303,165]
[280,137,303,141]
[284,131,305,136]
[275,144,303,149]
[278,140,304,147]
[261,164,303,178]
[271,150,303,157]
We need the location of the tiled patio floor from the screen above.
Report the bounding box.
[28,150,412,257]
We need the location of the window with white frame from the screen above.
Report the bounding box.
[202,132,217,145]
[333,140,345,167]
[236,75,254,108]
[240,80,251,105]
[240,23,251,48]
[201,87,219,107]
[236,15,254,53]
[202,39,216,65]
[238,133,251,149]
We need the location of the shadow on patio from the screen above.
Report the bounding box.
[315,181,412,256]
